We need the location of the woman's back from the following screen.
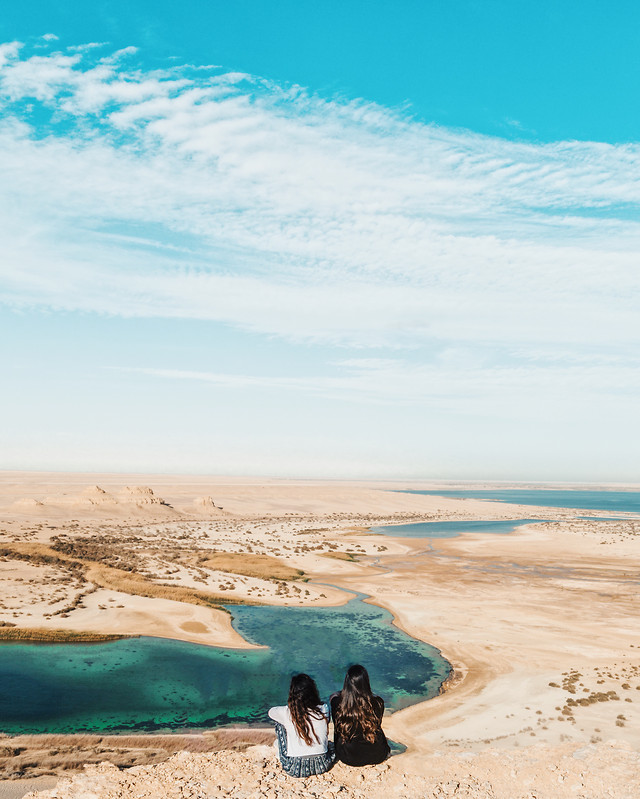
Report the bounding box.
[269,673,335,778]
[331,666,390,767]
[268,703,329,757]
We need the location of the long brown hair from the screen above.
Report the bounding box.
[333,664,382,743]
[288,673,326,746]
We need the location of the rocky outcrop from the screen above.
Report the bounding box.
[118,486,173,507]
[9,485,179,519]
[25,741,640,799]
[42,486,118,507]
[192,496,225,513]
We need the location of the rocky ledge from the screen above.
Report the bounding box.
[26,741,640,799]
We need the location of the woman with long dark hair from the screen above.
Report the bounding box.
[331,664,390,766]
[268,673,335,777]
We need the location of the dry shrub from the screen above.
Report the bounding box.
[200,552,304,581]
[0,628,125,643]
[0,543,239,613]
[84,563,237,610]
[321,551,357,562]
[0,543,83,571]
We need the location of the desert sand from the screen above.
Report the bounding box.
[0,472,638,798]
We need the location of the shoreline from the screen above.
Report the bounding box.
[0,520,576,753]
[0,585,448,741]
[350,518,640,755]
[0,474,637,782]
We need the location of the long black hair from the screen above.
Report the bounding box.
[333,664,381,743]
[288,673,326,745]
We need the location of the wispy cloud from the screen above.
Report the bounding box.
[122,354,640,420]
[1,40,638,356]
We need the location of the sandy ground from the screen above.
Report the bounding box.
[0,780,57,799]
[0,472,535,645]
[0,472,639,796]
[355,518,640,754]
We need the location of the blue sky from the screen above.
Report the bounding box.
[3,0,640,143]
[1,2,639,479]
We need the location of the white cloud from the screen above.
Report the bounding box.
[127,355,640,410]
[0,41,638,361]
[0,41,22,69]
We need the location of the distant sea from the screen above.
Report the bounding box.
[399,489,640,514]
[369,518,544,539]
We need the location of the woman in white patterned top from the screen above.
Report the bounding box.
[268,673,335,777]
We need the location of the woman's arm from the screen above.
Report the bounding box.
[329,693,340,718]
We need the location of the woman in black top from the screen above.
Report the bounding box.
[331,664,390,766]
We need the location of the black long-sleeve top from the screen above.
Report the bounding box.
[330,693,390,766]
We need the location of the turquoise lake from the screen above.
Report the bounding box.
[370,518,544,538]
[400,489,640,514]
[0,593,450,734]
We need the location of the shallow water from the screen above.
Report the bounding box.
[369,518,544,538]
[0,593,450,734]
[399,489,640,514]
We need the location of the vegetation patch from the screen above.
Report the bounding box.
[51,535,141,571]
[0,628,128,643]
[198,552,304,581]
[321,551,358,562]
[0,543,241,612]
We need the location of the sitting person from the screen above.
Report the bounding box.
[268,673,335,777]
[331,664,390,766]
